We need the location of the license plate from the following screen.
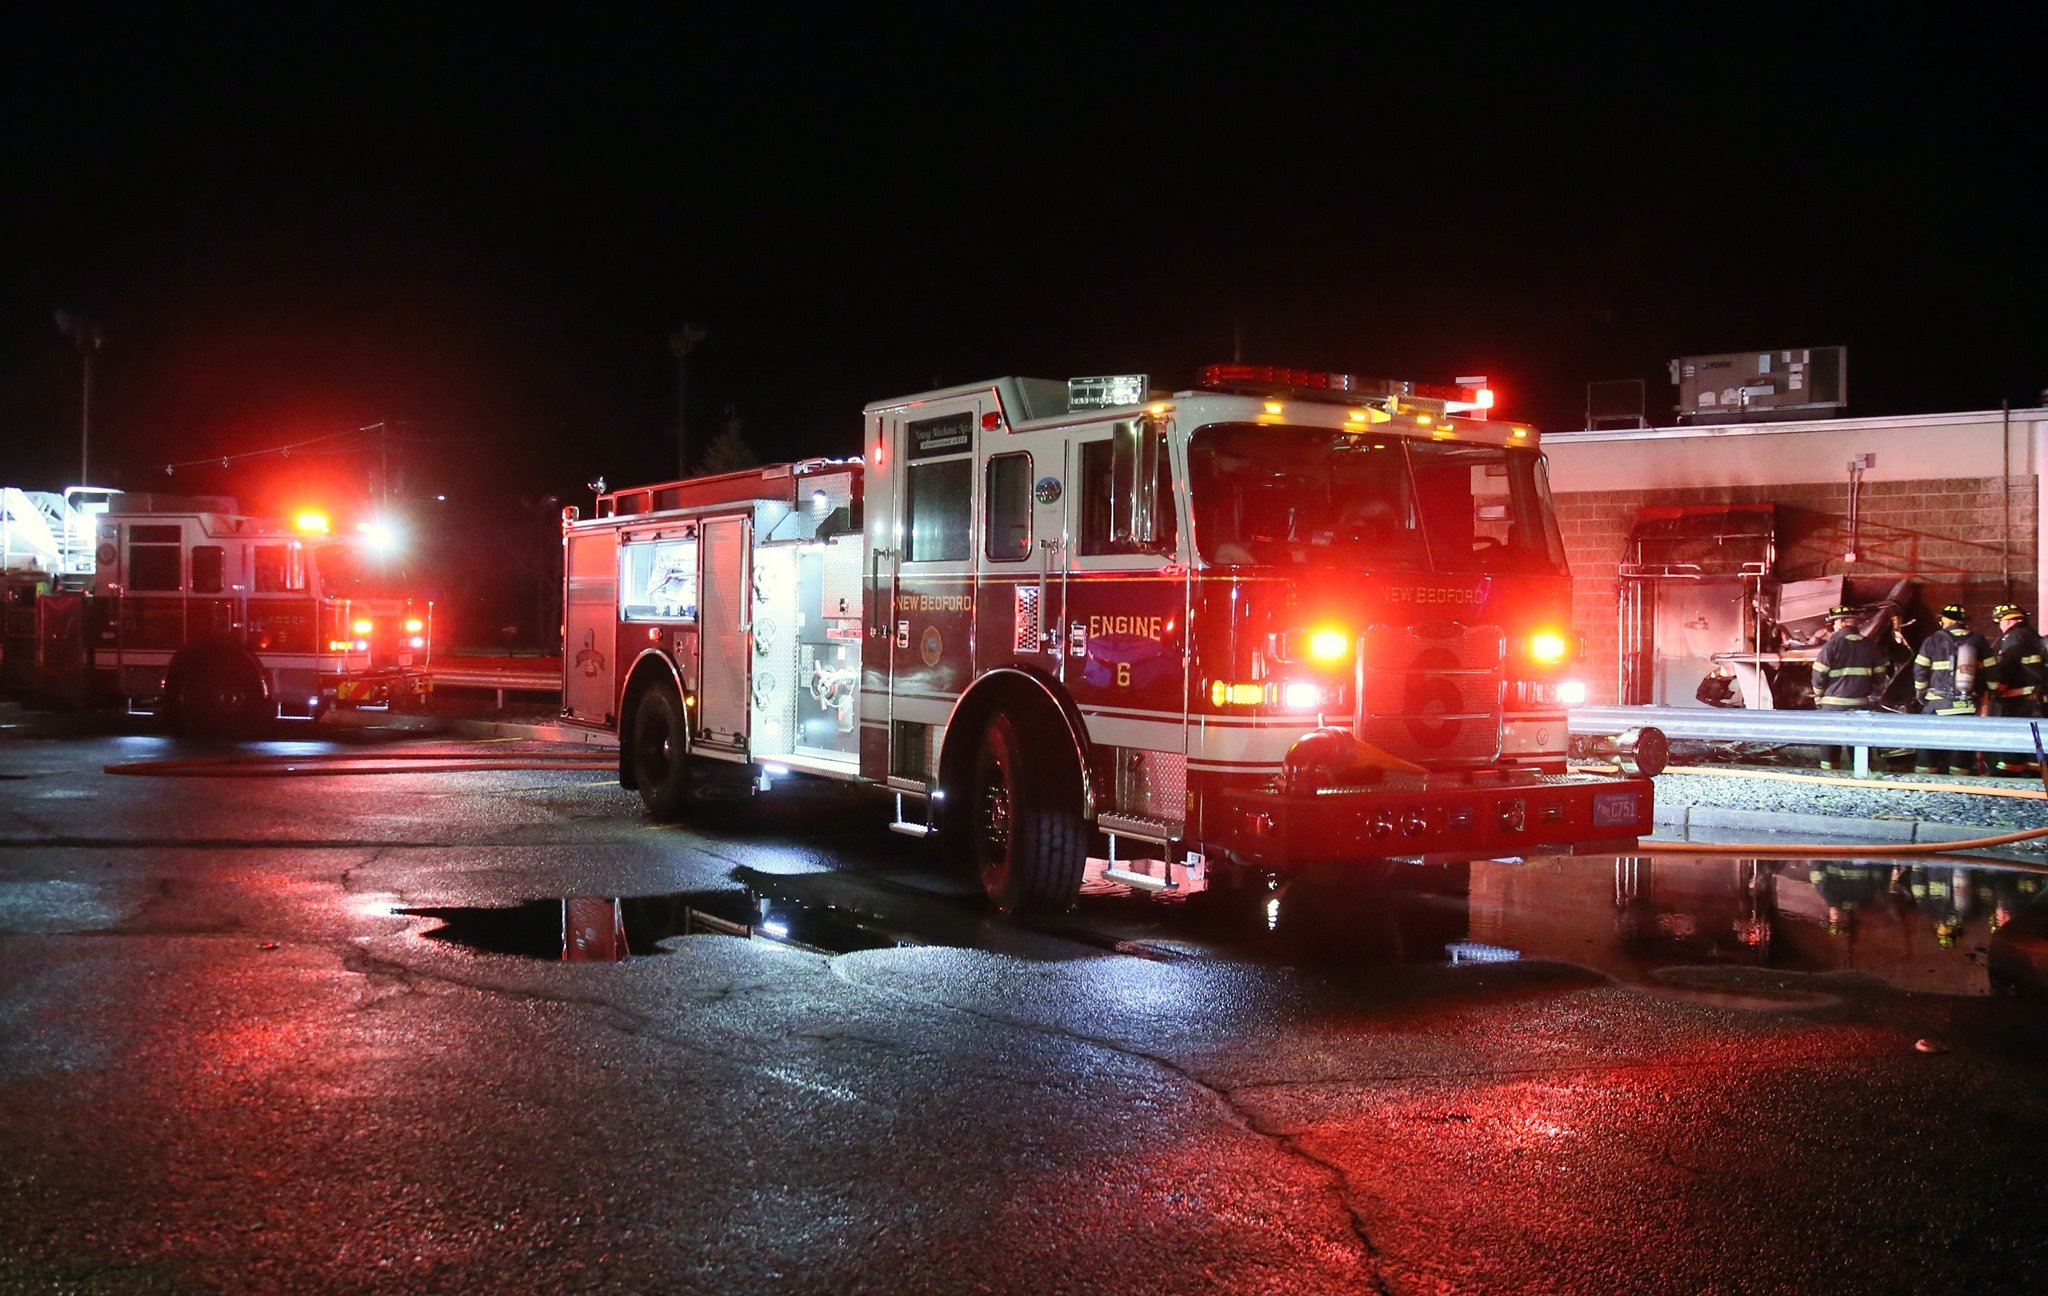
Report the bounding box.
[1592,790,1640,828]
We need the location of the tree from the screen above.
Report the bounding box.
[695,405,758,476]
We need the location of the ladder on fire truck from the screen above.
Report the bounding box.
[1,485,121,588]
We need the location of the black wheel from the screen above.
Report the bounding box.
[170,655,267,739]
[632,686,694,819]
[630,685,754,821]
[971,709,1087,914]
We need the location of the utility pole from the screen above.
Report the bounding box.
[56,311,105,485]
[669,324,707,478]
[359,419,393,508]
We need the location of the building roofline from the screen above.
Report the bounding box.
[1546,406,2048,444]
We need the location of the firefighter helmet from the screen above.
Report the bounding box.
[1827,605,1858,621]
[1994,603,2028,622]
[1940,604,1969,622]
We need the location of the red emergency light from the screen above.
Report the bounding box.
[1200,365,1497,413]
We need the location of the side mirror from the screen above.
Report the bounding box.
[1111,414,1165,547]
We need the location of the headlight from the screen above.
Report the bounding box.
[1279,681,1325,710]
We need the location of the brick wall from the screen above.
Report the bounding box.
[1555,476,2040,704]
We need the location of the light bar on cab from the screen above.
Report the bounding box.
[1450,375,1496,419]
[1201,364,1498,418]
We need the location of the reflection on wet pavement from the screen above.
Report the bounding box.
[1245,856,2048,999]
[401,853,2048,1000]
[402,889,900,961]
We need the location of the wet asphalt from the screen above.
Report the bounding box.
[4,716,2048,1294]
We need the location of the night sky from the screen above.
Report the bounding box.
[5,9,2043,519]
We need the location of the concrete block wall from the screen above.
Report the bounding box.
[1554,476,2039,705]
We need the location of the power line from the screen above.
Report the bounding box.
[157,422,417,476]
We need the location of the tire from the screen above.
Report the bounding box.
[631,686,694,820]
[971,708,1088,914]
[630,685,755,821]
[170,654,267,739]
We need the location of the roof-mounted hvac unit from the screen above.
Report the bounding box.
[1671,347,1846,423]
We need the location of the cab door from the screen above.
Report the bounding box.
[862,397,983,786]
[1061,417,1192,824]
[974,433,1066,680]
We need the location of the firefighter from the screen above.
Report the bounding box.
[1913,604,1990,775]
[1810,604,1886,771]
[1986,602,2044,775]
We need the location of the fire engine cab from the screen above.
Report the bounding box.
[1,487,433,735]
[561,366,1657,911]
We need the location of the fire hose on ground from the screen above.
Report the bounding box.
[103,748,617,778]
[1564,759,2048,859]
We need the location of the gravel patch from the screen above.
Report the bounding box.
[1652,751,2048,857]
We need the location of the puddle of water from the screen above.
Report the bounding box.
[398,853,2048,1005]
[401,887,902,962]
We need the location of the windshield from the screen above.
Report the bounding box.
[313,540,416,599]
[1186,423,1567,573]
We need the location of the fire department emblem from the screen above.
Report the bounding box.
[575,629,607,678]
[919,626,943,667]
[1033,476,1062,505]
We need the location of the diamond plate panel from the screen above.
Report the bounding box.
[1013,585,1042,654]
[1116,748,1189,822]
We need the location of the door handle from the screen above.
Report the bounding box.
[869,547,898,637]
[1036,538,1062,648]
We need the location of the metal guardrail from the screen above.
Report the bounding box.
[430,662,561,708]
[1568,704,2044,777]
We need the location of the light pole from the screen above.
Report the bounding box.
[669,323,707,479]
[56,310,105,485]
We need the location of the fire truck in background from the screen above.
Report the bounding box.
[1,486,433,735]
[560,366,1659,911]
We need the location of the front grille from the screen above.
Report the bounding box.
[1355,622,1505,766]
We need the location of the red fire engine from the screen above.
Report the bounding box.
[560,367,1657,910]
[1,487,433,735]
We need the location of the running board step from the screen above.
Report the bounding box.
[889,790,934,838]
[1097,812,1180,844]
[1102,866,1175,893]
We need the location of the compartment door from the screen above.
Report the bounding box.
[562,528,618,725]
[695,514,751,752]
